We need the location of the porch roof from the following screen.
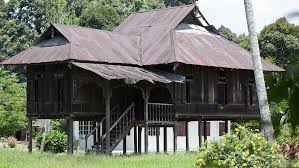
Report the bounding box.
[72,62,185,84]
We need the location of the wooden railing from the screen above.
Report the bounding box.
[148,103,175,122]
[98,102,135,152]
[85,117,106,152]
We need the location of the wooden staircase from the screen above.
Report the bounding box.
[95,102,135,154]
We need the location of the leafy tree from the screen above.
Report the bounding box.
[0,20,38,61]
[0,0,6,20]
[259,18,299,67]
[164,0,192,7]
[0,67,27,137]
[218,25,238,42]
[7,0,68,34]
[235,33,250,50]
[218,25,250,50]
[79,3,121,30]
[123,0,164,16]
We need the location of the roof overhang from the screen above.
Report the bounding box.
[72,62,185,84]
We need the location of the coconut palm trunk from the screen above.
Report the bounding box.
[243,0,275,141]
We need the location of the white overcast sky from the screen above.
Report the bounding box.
[196,0,299,34]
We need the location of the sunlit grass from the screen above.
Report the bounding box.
[0,148,198,168]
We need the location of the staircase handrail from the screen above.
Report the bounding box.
[84,104,119,152]
[100,102,135,141]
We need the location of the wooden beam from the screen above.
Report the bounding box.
[198,118,202,147]
[123,136,127,155]
[173,125,177,153]
[28,117,33,153]
[67,117,74,154]
[134,126,137,154]
[163,126,167,153]
[138,126,142,154]
[225,120,229,133]
[156,127,160,153]
[185,121,189,152]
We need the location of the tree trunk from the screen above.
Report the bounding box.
[243,0,275,141]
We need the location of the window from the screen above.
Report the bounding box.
[79,121,93,135]
[177,121,186,136]
[200,121,210,136]
[185,76,193,103]
[34,80,39,102]
[33,74,43,102]
[148,127,159,136]
[218,70,228,105]
[248,81,255,105]
[219,122,226,136]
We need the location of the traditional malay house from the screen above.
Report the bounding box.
[1,4,283,154]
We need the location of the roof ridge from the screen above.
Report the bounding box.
[53,23,139,37]
[132,4,195,14]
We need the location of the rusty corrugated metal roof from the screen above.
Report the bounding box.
[114,4,195,35]
[72,62,185,84]
[1,4,284,72]
[2,24,140,65]
[140,28,284,71]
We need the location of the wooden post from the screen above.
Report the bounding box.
[67,117,74,154]
[123,136,127,154]
[163,126,167,153]
[134,126,137,154]
[104,82,112,155]
[203,120,207,143]
[173,125,177,153]
[138,126,142,154]
[185,121,189,152]
[93,121,96,146]
[225,120,229,133]
[142,87,150,154]
[28,117,33,153]
[156,127,160,153]
[198,118,202,147]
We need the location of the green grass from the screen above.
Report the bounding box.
[0,148,198,168]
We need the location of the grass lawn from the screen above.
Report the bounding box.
[0,148,198,168]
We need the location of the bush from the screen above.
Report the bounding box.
[196,125,285,168]
[6,136,17,148]
[36,130,67,153]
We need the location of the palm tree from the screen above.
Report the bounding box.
[243,0,275,141]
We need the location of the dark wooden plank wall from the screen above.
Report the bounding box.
[173,65,259,119]
[27,64,71,118]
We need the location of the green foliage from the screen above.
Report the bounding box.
[259,18,299,67]
[218,25,250,50]
[268,62,299,130]
[122,0,164,17]
[269,100,289,136]
[218,25,238,42]
[7,0,68,33]
[50,119,66,132]
[79,4,121,30]
[196,125,285,168]
[36,130,67,153]
[0,20,38,61]
[164,0,192,7]
[0,67,27,137]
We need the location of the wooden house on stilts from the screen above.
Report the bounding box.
[1,4,284,154]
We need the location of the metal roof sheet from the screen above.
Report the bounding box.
[1,5,284,72]
[72,62,185,84]
[2,24,140,65]
[114,4,195,35]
